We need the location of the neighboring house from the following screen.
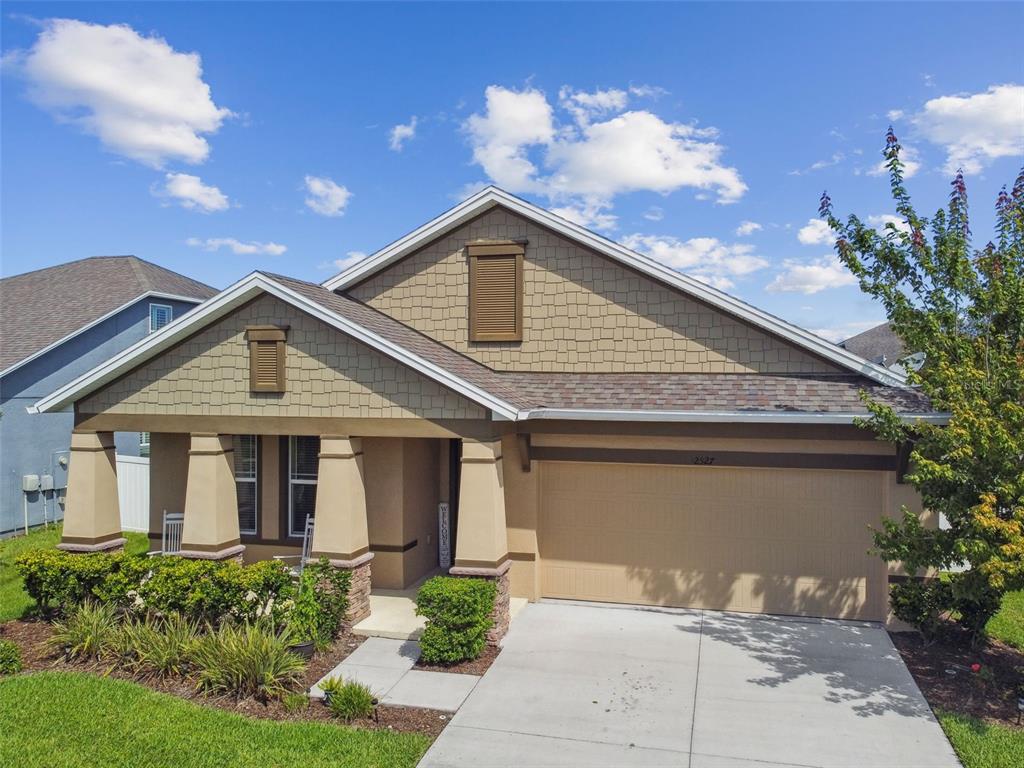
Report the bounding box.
[31,189,944,633]
[0,256,217,536]
[840,322,924,374]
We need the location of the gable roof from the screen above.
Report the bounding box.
[840,322,907,366]
[322,186,907,388]
[31,271,944,425]
[1,256,217,377]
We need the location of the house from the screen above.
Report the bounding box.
[29,189,944,634]
[840,322,924,375]
[0,256,217,536]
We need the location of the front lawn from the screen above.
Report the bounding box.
[938,711,1024,768]
[987,589,1024,651]
[0,671,431,768]
[0,525,149,622]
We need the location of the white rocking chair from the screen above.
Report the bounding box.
[148,511,184,556]
[274,515,315,580]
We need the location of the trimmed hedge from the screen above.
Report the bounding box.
[14,549,293,624]
[415,576,495,664]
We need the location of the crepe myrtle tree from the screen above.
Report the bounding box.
[819,129,1024,642]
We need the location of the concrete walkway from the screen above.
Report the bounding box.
[419,601,960,768]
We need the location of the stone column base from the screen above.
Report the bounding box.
[58,537,127,554]
[177,543,246,563]
[450,560,512,646]
[318,552,374,626]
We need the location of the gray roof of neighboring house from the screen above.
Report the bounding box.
[839,322,907,366]
[273,273,934,416]
[0,256,217,373]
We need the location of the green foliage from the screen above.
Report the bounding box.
[985,589,1024,650]
[325,678,376,722]
[281,691,310,714]
[889,579,952,642]
[286,558,351,647]
[415,576,495,664]
[821,137,1024,640]
[0,671,432,768]
[192,622,306,701]
[117,612,200,678]
[938,710,1024,768]
[0,640,22,675]
[48,601,120,661]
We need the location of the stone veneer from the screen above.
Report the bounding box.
[81,294,486,420]
[344,560,373,625]
[352,207,841,374]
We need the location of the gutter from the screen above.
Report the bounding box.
[514,408,951,425]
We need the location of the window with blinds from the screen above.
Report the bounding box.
[233,435,258,535]
[468,242,524,342]
[289,436,319,538]
[245,326,288,392]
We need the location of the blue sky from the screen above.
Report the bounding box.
[2,2,1022,341]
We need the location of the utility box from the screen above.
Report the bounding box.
[40,475,55,492]
[22,474,40,492]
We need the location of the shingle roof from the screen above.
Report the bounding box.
[270,273,934,417]
[840,322,907,366]
[0,256,217,373]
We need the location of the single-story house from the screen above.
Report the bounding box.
[30,189,944,633]
[0,256,216,536]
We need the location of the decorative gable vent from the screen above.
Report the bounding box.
[468,241,524,342]
[245,325,288,392]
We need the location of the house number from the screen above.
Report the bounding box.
[693,455,716,465]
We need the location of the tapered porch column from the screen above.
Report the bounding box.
[58,431,126,552]
[179,434,244,561]
[451,438,511,644]
[310,436,373,624]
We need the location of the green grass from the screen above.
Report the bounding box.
[0,671,431,768]
[938,712,1024,768]
[0,525,149,622]
[986,589,1024,650]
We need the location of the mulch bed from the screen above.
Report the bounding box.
[415,644,501,676]
[0,619,449,738]
[892,626,1024,729]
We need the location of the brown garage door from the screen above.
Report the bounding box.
[538,461,887,621]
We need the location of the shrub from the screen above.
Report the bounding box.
[15,549,128,613]
[49,601,120,661]
[286,558,351,648]
[192,622,306,701]
[415,576,495,665]
[325,678,375,722]
[281,691,309,713]
[118,612,200,678]
[0,640,23,675]
[890,579,953,641]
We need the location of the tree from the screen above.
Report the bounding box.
[819,130,1024,642]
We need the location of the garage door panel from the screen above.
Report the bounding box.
[538,462,885,621]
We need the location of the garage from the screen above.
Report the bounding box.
[537,461,889,621]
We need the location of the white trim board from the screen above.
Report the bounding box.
[0,291,204,380]
[322,186,905,388]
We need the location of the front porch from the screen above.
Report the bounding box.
[58,427,515,640]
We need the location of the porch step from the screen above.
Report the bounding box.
[353,593,426,640]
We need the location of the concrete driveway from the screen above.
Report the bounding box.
[419,601,959,768]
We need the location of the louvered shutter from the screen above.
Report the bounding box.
[245,326,288,392]
[469,243,523,341]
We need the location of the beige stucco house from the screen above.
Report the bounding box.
[33,188,943,634]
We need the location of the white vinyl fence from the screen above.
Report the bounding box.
[116,455,150,532]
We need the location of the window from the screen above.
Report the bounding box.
[468,242,524,342]
[245,326,288,392]
[288,436,319,538]
[139,432,151,458]
[234,435,258,535]
[149,304,173,333]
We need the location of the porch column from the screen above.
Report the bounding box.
[58,431,126,553]
[310,436,373,624]
[179,434,244,561]
[451,438,511,644]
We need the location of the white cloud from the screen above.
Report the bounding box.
[886,109,905,121]
[186,237,286,256]
[643,206,664,222]
[735,220,762,236]
[628,84,669,99]
[389,116,418,151]
[797,218,836,246]
[912,84,1024,174]
[867,144,921,178]
[789,152,844,176]
[304,175,351,217]
[766,256,856,295]
[549,201,618,230]
[158,173,229,212]
[866,214,911,235]
[331,250,367,271]
[811,320,887,343]
[8,18,231,167]
[623,233,768,290]
[463,84,746,224]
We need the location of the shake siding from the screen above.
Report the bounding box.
[351,207,842,374]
